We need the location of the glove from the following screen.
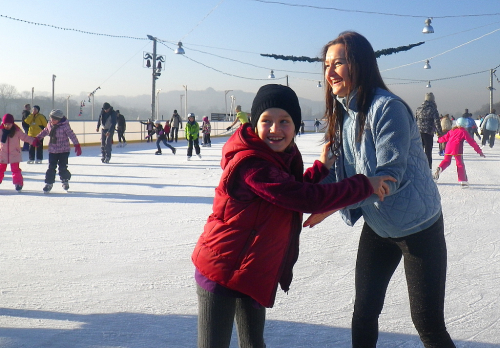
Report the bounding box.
[75,144,82,156]
[32,138,40,147]
[226,126,231,131]
[480,153,486,158]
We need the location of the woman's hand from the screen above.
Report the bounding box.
[367,175,397,201]
[319,141,336,169]
[303,209,338,228]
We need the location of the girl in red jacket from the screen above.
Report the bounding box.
[0,113,35,191]
[433,117,485,187]
[192,84,396,348]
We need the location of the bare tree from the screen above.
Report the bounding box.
[0,83,19,114]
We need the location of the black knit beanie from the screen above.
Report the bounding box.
[251,84,301,134]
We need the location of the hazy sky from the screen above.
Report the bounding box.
[1,0,499,115]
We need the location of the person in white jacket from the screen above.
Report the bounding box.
[480,109,500,149]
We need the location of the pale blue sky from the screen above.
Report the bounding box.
[1,0,499,115]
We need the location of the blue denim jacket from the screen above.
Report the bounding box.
[322,88,441,238]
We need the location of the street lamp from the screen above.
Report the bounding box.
[268,70,275,79]
[424,60,431,69]
[422,18,434,34]
[224,90,232,120]
[156,89,162,120]
[88,86,101,120]
[145,35,165,121]
[52,74,56,109]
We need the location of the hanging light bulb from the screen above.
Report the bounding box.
[268,70,275,79]
[424,60,431,69]
[146,59,151,68]
[317,81,322,88]
[157,61,162,69]
[426,81,432,88]
[422,18,434,34]
[174,42,185,55]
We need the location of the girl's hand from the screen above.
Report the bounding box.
[367,175,397,201]
[480,153,486,158]
[303,209,338,228]
[319,142,336,169]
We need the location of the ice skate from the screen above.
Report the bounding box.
[433,167,442,181]
[62,179,69,191]
[43,183,53,193]
[187,156,191,161]
[27,160,34,164]
[197,154,202,159]
[460,181,469,188]
[15,184,23,192]
[35,160,42,164]
[172,148,176,155]
[155,150,162,155]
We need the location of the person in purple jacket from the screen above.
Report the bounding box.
[33,109,82,193]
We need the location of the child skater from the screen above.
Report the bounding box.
[0,113,35,191]
[33,109,82,193]
[433,117,485,188]
[153,120,176,155]
[164,120,171,142]
[201,116,211,147]
[192,84,396,348]
[186,113,201,160]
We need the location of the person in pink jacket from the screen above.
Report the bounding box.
[433,117,485,187]
[33,109,82,193]
[0,113,35,191]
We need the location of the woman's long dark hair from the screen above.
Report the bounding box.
[321,31,389,151]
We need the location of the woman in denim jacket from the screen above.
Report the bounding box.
[305,31,456,348]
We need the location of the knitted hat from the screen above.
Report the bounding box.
[49,109,64,120]
[251,84,301,134]
[103,102,111,110]
[425,92,435,102]
[203,116,209,122]
[2,113,14,124]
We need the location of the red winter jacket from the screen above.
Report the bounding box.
[438,127,483,156]
[192,124,373,307]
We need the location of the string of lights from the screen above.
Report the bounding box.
[249,0,500,18]
[385,69,491,85]
[0,14,147,40]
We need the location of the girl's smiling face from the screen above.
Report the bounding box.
[3,123,13,130]
[324,44,351,98]
[256,108,295,152]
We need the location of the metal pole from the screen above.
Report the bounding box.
[31,87,34,106]
[156,89,161,120]
[151,37,157,121]
[489,69,495,113]
[92,94,94,121]
[183,85,187,119]
[286,75,289,87]
[224,90,232,120]
[180,95,184,117]
[66,95,71,119]
[52,75,56,109]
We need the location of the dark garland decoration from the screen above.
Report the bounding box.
[260,41,425,62]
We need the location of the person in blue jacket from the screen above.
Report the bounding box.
[305,31,456,348]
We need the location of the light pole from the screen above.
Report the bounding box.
[156,89,162,120]
[88,87,101,120]
[31,87,34,106]
[183,85,187,119]
[488,69,496,113]
[224,90,232,120]
[52,74,56,109]
[145,35,165,122]
[66,95,71,119]
[180,94,184,117]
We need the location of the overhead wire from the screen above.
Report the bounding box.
[248,0,500,18]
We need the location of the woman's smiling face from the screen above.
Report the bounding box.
[324,44,351,98]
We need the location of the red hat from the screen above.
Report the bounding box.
[2,113,14,124]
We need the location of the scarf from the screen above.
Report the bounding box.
[49,122,61,144]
